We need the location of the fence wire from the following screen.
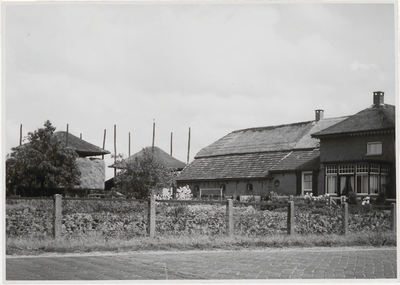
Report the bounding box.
[6,197,395,238]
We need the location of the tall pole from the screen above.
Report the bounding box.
[152,120,155,153]
[19,124,22,146]
[170,132,173,156]
[66,124,69,146]
[129,132,131,157]
[80,133,82,140]
[102,129,106,160]
[187,127,191,164]
[114,125,117,177]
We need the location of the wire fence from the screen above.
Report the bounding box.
[5,196,396,239]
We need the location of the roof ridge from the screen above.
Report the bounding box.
[232,120,314,133]
[232,115,349,134]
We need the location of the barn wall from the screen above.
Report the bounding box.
[178,172,298,199]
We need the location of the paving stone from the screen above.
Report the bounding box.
[6,247,397,280]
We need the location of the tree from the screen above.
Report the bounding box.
[113,148,175,199]
[6,120,81,196]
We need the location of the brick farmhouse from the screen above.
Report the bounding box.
[176,92,395,200]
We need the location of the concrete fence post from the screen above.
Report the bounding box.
[342,202,349,235]
[226,199,234,237]
[148,195,156,238]
[391,203,396,232]
[287,201,294,235]
[53,194,62,239]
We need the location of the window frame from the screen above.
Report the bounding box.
[246,183,253,191]
[367,141,382,156]
[302,171,313,195]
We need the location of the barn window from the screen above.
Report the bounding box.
[246,183,253,191]
[302,172,313,195]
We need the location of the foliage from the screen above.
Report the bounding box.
[113,148,175,199]
[294,205,342,234]
[6,199,53,237]
[374,190,387,205]
[156,186,193,200]
[303,193,330,205]
[234,205,287,235]
[6,197,394,238]
[156,203,227,236]
[347,191,359,205]
[6,120,81,194]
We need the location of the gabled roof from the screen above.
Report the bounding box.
[270,149,320,172]
[312,104,395,138]
[54,131,110,157]
[178,149,320,181]
[178,152,289,180]
[110,146,186,170]
[177,116,347,181]
[195,117,346,158]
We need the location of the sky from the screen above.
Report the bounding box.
[3,1,397,180]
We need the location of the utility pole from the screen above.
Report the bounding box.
[19,124,22,146]
[114,125,117,177]
[102,129,106,160]
[66,124,69,146]
[129,132,131,157]
[152,120,155,153]
[187,127,191,164]
[170,132,173,156]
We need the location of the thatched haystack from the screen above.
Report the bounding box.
[76,158,105,190]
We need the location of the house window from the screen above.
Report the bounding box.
[326,165,337,174]
[370,175,379,194]
[220,184,226,191]
[380,165,389,191]
[356,175,369,194]
[356,164,368,174]
[370,164,380,174]
[339,176,355,195]
[326,176,337,194]
[302,172,313,195]
[339,164,354,174]
[325,165,337,194]
[367,142,382,155]
[246,183,253,191]
[381,165,390,175]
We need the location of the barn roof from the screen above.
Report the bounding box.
[54,131,110,157]
[195,116,346,158]
[178,149,320,181]
[110,146,186,170]
[178,116,346,181]
[312,104,395,138]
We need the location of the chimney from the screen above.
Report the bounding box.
[373,91,384,106]
[315,109,324,121]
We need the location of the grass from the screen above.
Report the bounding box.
[6,231,396,256]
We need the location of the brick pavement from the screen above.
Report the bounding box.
[6,247,397,280]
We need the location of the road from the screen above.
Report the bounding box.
[6,247,397,280]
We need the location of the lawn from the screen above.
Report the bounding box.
[6,231,396,256]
